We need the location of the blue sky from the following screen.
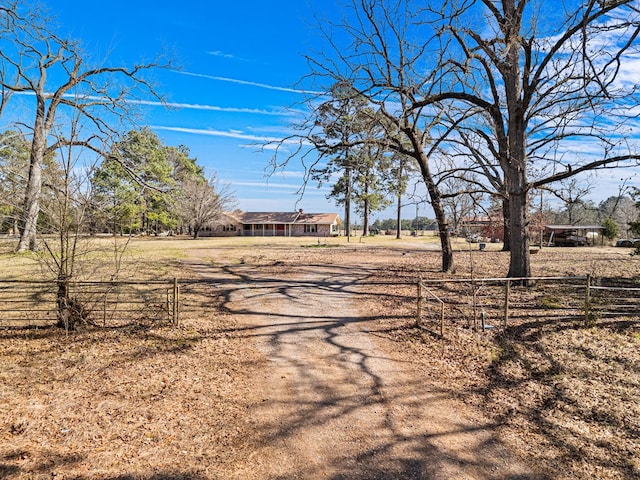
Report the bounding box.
[12,1,640,222]
[50,0,345,214]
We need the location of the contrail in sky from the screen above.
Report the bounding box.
[174,70,323,95]
[12,91,286,115]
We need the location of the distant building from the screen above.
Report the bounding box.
[201,210,342,237]
[460,215,505,242]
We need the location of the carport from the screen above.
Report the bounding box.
[544,225,604,247]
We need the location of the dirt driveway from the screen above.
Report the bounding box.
[189,258,540,480]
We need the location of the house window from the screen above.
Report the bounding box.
[223,224,237,232]
[304,224,317,233]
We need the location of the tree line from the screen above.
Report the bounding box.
[371,190,640,239]
[0,128,234,239]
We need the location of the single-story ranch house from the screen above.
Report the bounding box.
[201,210,342,237]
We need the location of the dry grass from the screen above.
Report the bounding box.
[0,236,265,479]
[1,235,639,479]
[1,321,263,478]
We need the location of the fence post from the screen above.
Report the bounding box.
[416,281,423,327]
[584,274,591,326]
[166,288,171,322]
[472,282,478,331]
[440,301,445,337]
[503,279,511,329]
[172,277,180,326]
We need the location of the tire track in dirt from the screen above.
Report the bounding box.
[188,259,540,479]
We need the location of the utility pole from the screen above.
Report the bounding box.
[345,163,351,242]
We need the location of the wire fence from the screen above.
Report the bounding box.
[1,276,637,332]
[415,275,640,336]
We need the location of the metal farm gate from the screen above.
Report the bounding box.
[0,278,218,328]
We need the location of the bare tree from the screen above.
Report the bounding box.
[40,119,92,330]
[271,5,458,271]
[38,113,139,330]
[300,0,640,277]
[178,174,236,239]
[0,2,168,252]
[549,176,596,225]
[413,0,640,279]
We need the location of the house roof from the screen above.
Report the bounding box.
[296,213,341,225]
[235,212,299,224]
[226,211,341,226]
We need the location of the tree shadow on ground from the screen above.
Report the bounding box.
[1,450,84,479]
[201,261,546,479]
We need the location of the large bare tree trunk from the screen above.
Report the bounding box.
[503,0,530,280]
[502,198,511,252]
[17,159,42,251]
[433,197,454,273]
[507,187,530,280]
[418,152,454,273]
[504,123,531,279]
[17,107,46,252]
